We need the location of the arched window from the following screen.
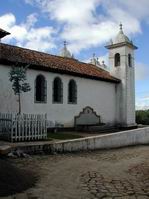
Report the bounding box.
[68,80,77,104]
[53,77,63,103]
[115,53,120,67]
[128,54,132,67]
[35,75,47,103]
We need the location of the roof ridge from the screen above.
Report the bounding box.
[0,43,109,74]
[0,42,120,83]
[0,42,76,61]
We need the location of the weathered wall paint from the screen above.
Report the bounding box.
[0,65,117,127]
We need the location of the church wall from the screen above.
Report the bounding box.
[0,64,117,127]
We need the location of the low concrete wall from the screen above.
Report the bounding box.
[14,127,149,154]
[50,127,149,153]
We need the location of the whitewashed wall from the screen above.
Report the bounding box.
[0,64,118,127]
[109,46,136,127]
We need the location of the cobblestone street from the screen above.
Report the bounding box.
[1,145,149,199]
[80,166,149,198]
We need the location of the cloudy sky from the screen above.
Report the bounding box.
[0,0,149,110]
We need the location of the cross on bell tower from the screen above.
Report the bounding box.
[119,22,123,31]
[64,40,67,47]
[59,40,72,58]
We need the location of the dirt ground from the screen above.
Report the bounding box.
[0,145,149,199]
[0,159,37,197]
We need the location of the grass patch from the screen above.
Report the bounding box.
[47,132,83,140]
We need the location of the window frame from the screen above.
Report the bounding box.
[114,53,121,67]
[68,79,77,104]
[34,74,47,104]
[128,53,132,67]
[52,77,63,104]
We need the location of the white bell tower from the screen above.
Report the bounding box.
[105,24,138,127]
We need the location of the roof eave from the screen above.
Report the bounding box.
[105,42,138,50]
[0,58,120,84]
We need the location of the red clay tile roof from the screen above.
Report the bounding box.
[0,43,120,83]
[0,28,10,39]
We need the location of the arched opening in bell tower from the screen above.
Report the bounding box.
[115,53,121,67]
[128,54,132,67]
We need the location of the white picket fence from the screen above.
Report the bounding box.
[0,113,47,142]
[0,113,12,140]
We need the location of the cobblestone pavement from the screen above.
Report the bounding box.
[80,166,149,199]
[1,145,149,199]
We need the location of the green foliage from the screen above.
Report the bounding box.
[9,63,31,113]
[9,65,31,95]
[136,110,149,125]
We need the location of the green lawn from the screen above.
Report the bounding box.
[47,132,83,140]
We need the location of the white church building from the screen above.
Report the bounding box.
[0,24,137,128]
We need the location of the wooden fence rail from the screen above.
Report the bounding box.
[0,113,47,142]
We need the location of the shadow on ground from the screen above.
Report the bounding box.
[0,158,37,197]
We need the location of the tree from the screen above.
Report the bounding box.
[9,64,31,114]
[136,110,149,125]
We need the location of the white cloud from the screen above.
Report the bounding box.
[25,0,100,24]
[135,62,149,80]
[2,0,149,55]
[0,13,56,52]
[25,13,38,29]
[24,0,118,53]
[136,96,149,110]
[105,6,141,35]
[62,21,117,54]
[97,53,108,65]
[83,53,108,64]
[24,0,149,53]
[114,0,149,20]
[0,13,15,31]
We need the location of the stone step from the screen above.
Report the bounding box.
[0,145,12,155]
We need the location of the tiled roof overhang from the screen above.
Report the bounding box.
[0,43,120,84]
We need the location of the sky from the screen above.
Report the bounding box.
[0,0,149,110]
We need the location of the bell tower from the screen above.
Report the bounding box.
[105,24,138,127]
